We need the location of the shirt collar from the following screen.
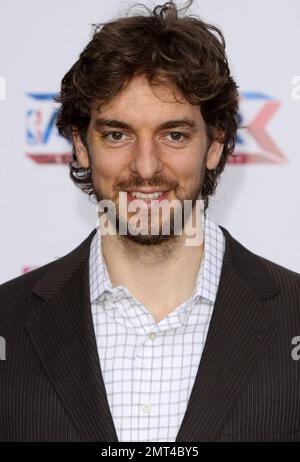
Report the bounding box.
[191,210,225,304]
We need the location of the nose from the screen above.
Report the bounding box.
[129,138,163,180]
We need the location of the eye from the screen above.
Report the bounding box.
[165,132,190,142]
[102,131,127,142]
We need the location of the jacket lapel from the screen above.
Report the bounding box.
[176,226,281,442]
[26,230,119,442]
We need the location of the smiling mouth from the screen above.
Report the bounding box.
[126,190,171,201]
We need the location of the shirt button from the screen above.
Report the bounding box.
[148,333,156,341]
[142,403,151,414]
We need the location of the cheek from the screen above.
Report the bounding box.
[90,145,128,182]
[170,152,204,184]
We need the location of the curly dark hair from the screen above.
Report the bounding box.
[55,0,240,209]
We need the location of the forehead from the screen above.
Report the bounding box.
[90,74,204,128]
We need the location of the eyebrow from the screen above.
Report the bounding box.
[93,117,197,132]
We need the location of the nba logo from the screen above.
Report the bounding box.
[25,92,71,164]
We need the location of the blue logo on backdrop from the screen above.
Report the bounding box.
[25,92,71,164]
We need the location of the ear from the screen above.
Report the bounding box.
[206,139,224,170]
[72,128,90,169]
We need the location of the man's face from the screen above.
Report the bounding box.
[73,74,223,245]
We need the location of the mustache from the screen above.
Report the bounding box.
[113,176,179,192]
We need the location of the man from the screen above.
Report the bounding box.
[1,0,300,442]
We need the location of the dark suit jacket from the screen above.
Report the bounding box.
[0,226,300,442]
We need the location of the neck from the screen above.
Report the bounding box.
[100,213,205,322]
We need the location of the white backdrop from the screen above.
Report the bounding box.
[0,0,299,284]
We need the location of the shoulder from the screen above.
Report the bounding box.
[255,252,300,299]
[0,259,57,301]
[219,225,300,298]
[0,228,96,322]
[0,259,58,334]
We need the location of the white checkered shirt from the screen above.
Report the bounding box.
[89,210,225,442]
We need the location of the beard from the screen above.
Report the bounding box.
[92,161,206,247]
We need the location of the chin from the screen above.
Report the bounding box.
[123,232,177,246]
